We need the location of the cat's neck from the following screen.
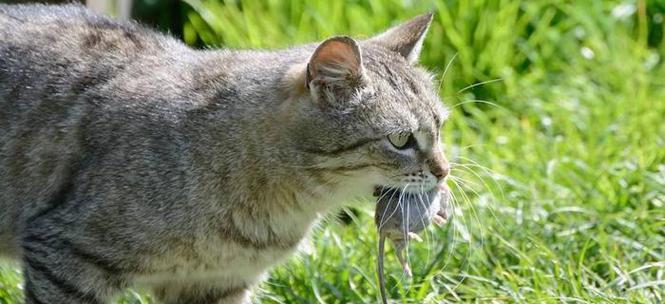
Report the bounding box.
[184,105,341,209]
[182,51,359,225]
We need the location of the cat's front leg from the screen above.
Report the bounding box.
[152,282,251,304]
[22,266,102,304]
[21,235,123,304]
[20,213,126,304]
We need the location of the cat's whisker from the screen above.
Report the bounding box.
[409,181,439,276]
[450,158,508,231]
[437,184,461,272]
[456,78,504,94]
[378,183,410,236]
[448,175,482,230]
[414,185,434,270]
[452,158,504,183]
[451,157,500,177]
[394,183,415,290]
[448,161,504,270]
[377,186,402,232]
[436,52,458,94]
[398,183,409,243]
[450,161,503,203]
[422,183,436,266]
[450,98,506,110]
[448,171,483,189]
[447,174,487,277]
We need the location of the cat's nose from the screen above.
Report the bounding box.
[431,163,450,180]
[428,152,450,181]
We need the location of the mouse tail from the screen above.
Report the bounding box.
[378,235,389,304]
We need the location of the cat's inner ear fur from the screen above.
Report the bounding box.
[306,36,365,106]
[369,12,433,63]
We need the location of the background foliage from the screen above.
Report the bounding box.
[1,0,664,303]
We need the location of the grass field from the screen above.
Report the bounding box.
[1,0,664,303]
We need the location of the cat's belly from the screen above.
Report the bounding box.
[132,238,301,287]
[131,199,323,287]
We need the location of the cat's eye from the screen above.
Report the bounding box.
[388,133,414,149]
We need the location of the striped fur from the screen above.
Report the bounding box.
[0,4,448,303]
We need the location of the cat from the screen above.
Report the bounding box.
[0,4,450,304]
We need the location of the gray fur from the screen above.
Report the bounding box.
[0,4,449,304]
[374,185,450,304]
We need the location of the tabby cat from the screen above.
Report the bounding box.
[0,4,450,304]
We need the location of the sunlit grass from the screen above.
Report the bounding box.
[1,0,664,303]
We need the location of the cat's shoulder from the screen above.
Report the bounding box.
[1,3,91,19]
[1,3,180,53]
[1,3,117,30]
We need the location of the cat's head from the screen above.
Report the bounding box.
[283,13,449,199]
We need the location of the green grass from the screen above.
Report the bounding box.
[2,0,665,303]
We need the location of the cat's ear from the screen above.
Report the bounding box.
[369,12,433,63]
[306,36,365,106]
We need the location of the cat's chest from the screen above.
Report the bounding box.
[133,208,318,285]
[134,242,299,286]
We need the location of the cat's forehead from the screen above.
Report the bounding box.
[360,44,447,132]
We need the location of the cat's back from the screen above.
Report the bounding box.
[0,3,184,81]
[0,3,189,111]
[0,4,195,253]
[0,3,172,50]
[0,3,192,161]
[0,3,196,137]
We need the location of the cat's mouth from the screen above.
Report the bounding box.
[372,184,451,222]
[372,183,448,197]
[372,182,450,202]
[373,186,387,197]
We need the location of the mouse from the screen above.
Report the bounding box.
[374,184,449,304]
